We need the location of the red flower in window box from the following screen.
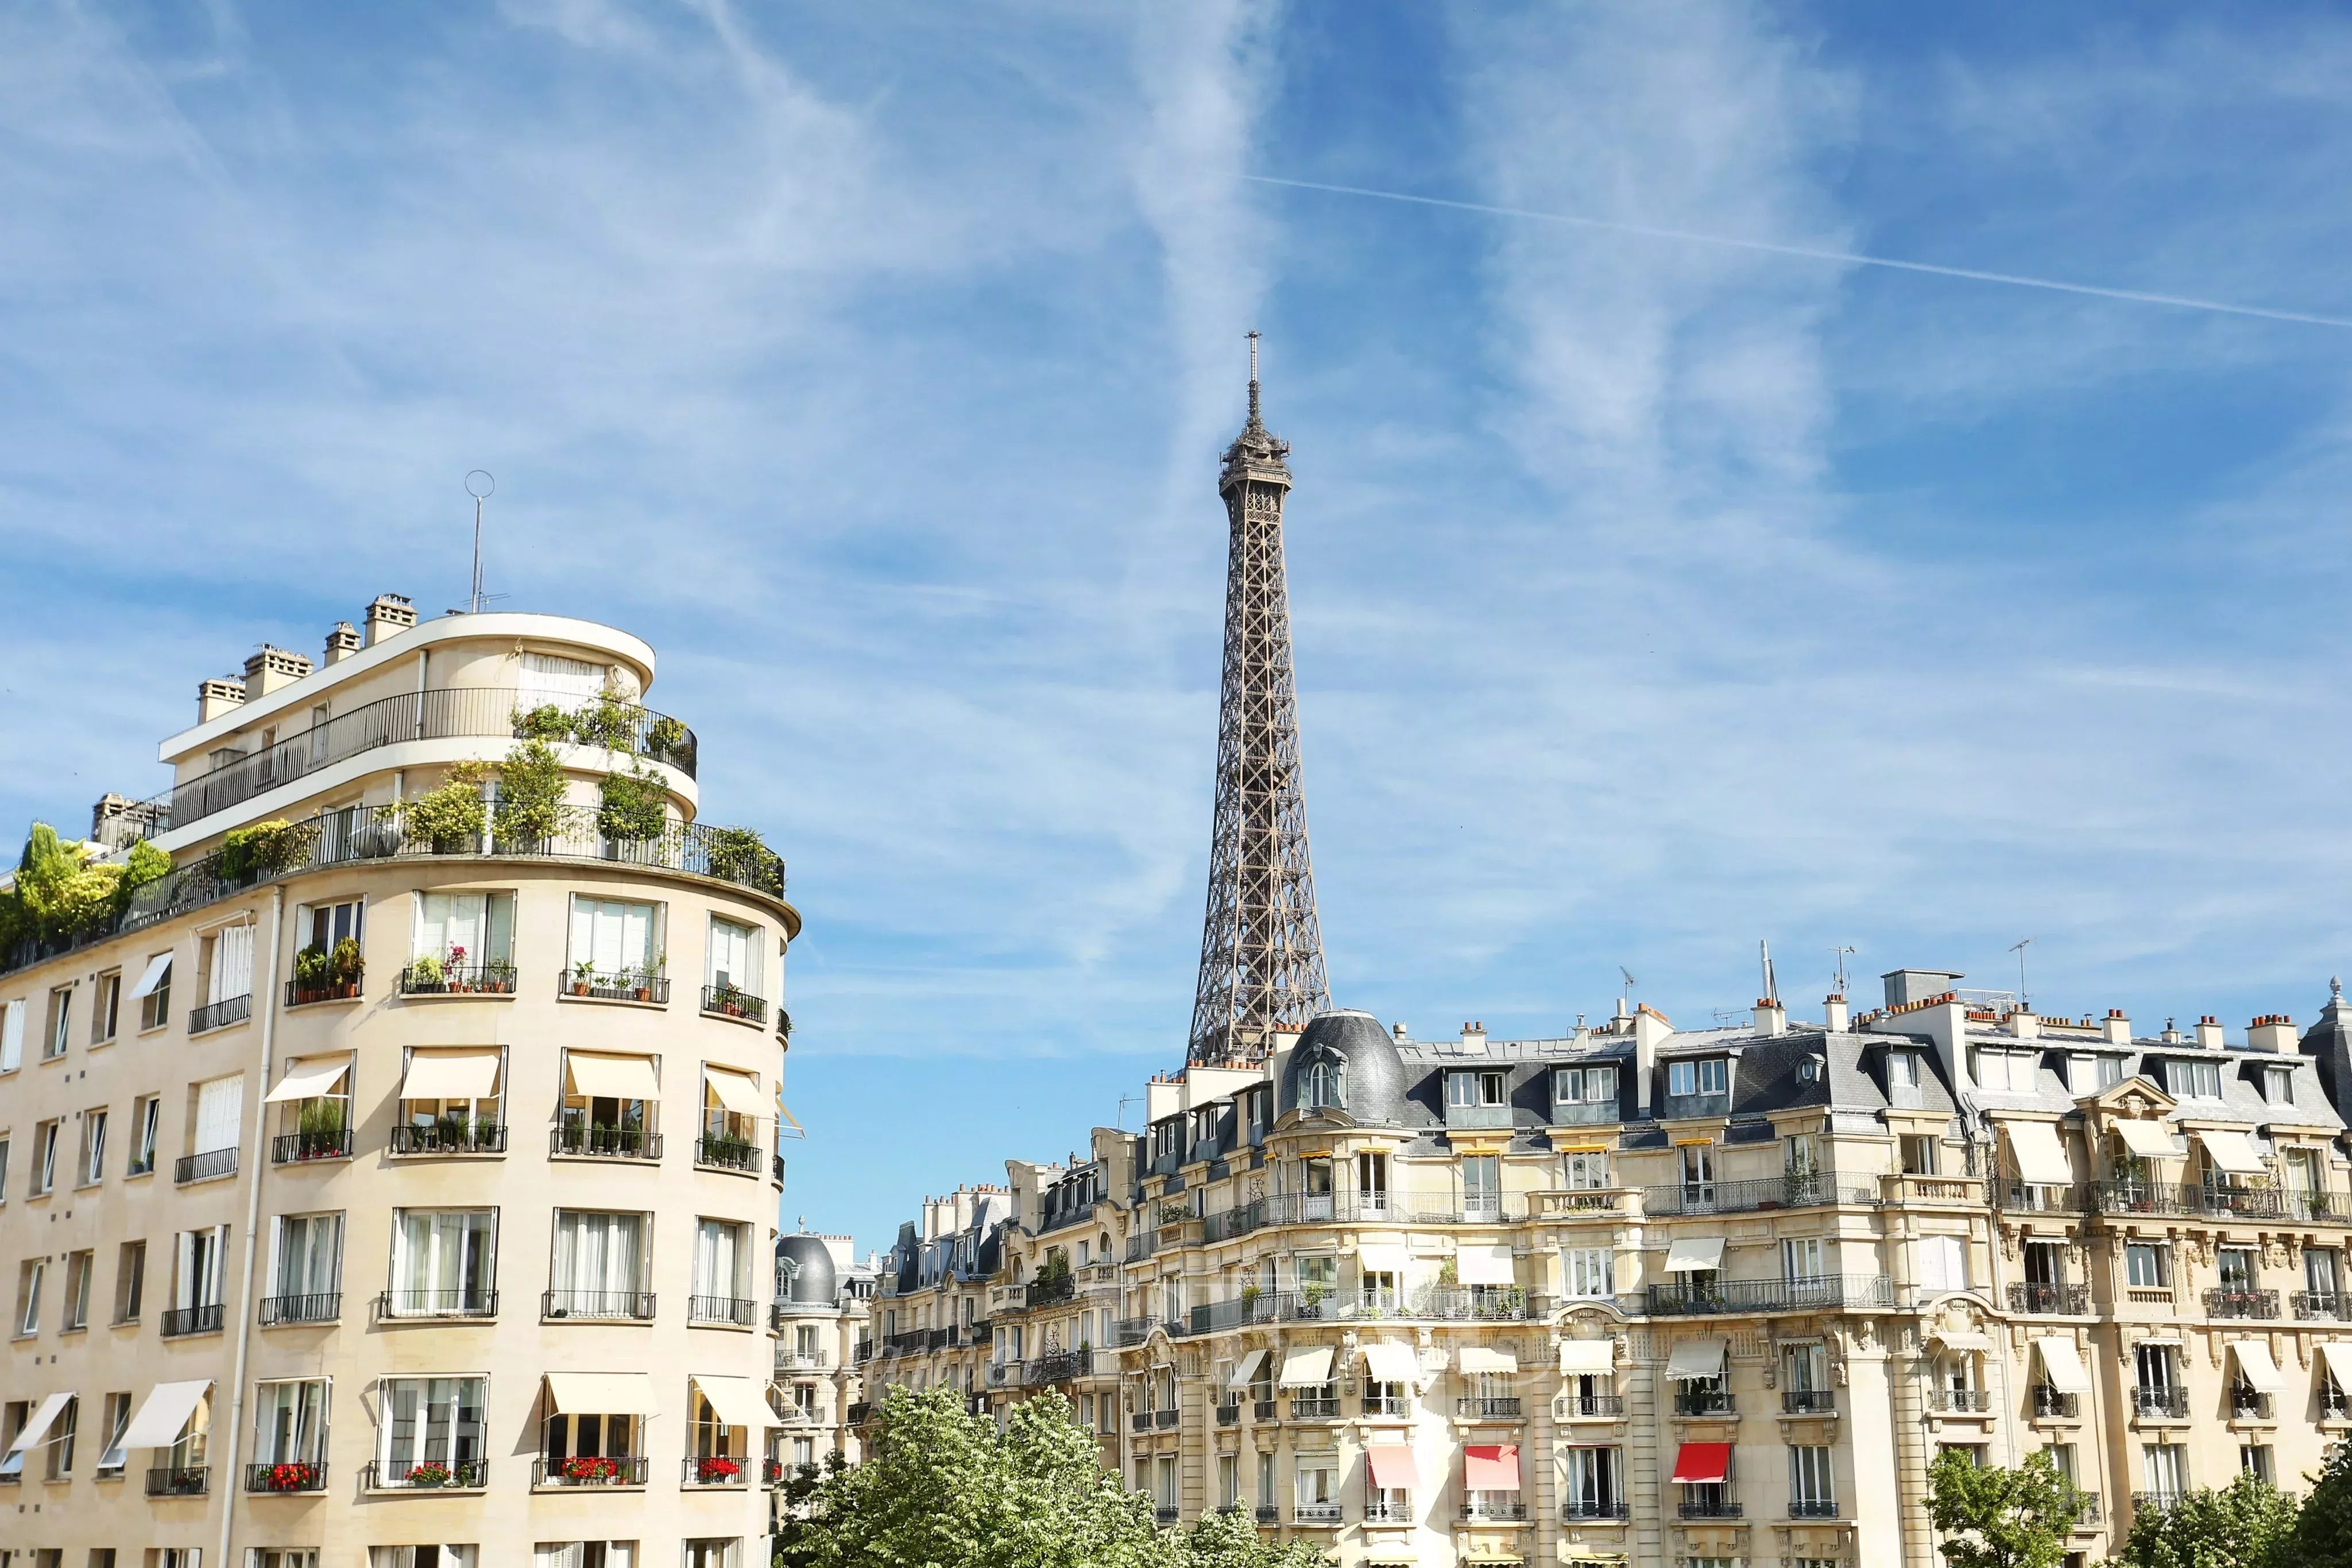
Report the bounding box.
[266,1461,317,1491]
[404,1462,452,1486]
[695,1455,741,1484]
[561,1455,620,1482]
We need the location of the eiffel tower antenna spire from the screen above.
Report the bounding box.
[1187,332,1332,1067]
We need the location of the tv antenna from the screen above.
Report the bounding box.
[1115,1091,1144,1132]
[1832,945,1856,997]
[465,470,495,614]
[1618,966,1638,1004]
[2009,938,2033,1006]
[1759,939,1778,1003]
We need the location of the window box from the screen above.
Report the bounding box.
[362,1459,487,1490]
[701,984,767,1027]
[397,962,517,997]
[532,1454,648,1489]
[272,1130,353,1164]
[684,1455,746,1488]
[145,1465,210,1497]
[246,1461,327,1493]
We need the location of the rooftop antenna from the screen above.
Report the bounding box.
[1832,945,1855,997]
[1759,939,1778,1003]
[2010,938,2033,1008]
[465,470,495,614]
[1115,1091,1144,1132]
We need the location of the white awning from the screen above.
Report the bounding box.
[691,1375,775,1430]
[2230,1341,2284,1393]
[2003,1121,2073,1185]
[1664,1338,1728,1381]
[1929,1331,1991,1353]
[545,1372,655,1414]
[1456,1245,1515,1286]
[1226,1349,1268,1392]
[1559,1339,1617,1376]
[401,1047,502,1102]
[703,1066,765,1116]
[1278,1346,1335,1388]
[1361,1342,1419,1385]
[1664,1237,1726,1273]
[129,952,173,999]
[2033,1338,2090,1395]
[7,1392,75,1454]
[1355,1244,1409,1275]
[566,1051,660,1101]
[2320,1341,2352,1391]
[121,1381,212,1449]
[2115,1119,2180,1159]
[262,1056,351,1104]
[2198,1128,2266,1176]
[1459,1347,1518,1375]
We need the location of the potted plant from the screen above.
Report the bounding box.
[444,943,468,991]
[572,959,595,997]
[633,965,653,1004]
[485,957,516,993]
[560,1454,618,1483]
[297,1098,346,1159]
[293,943,330,1001]
[404,1461,452,1487]
[328,936,362,997]
[265,1461,317,1492]
[409,953,444,992]
[695,1455,741,1485]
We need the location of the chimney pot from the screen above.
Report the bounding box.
[1823,994,1850,1032]
[2102,1011,2132,1045]
[243,644,314,697]
[323,621,362,665]
[196,675,247,723]
[2195,1015,2225,1048]
[363,593,418,646]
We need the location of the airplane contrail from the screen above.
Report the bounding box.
[1244,174,2352,331]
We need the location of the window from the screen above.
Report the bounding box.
[1782,1238,1826,1287]
[2289,1148,2325,1195]
[34,1118,59,1194]
[1918,1235,1968,1292]
[682,1546,736,1568]
[1554,1065,1618,1106]
[129,1095,160,1175]
[1295,1457,1337,1512]
[189,1074,245,1166]
[2268,1067,2295,1105]
[1901,1134,1939,1176]
[1680,1143,1714,1198]
[2168,1058,2223,1101]
[2217,1247,2257,1292]
[1790,1445,1835,1512]
[1562,1151,1610,1190]
[253,1379,330,1472]
[1564,1247,1614,1298]
[389,1210,496,1315]
[2126,1244,2169,1288]
[46,1394,76,1480]
[567,896,663,986]
[115,1241,146,1323]
[0,1132,9,1197]
[707,917,763,998]
[1461,1155,1500,1219]
[16,1258,44,1335]
[1887,1049,1922,1102]
[1218,1452,1240,1508]
[1784,1342,1828,1397]
[91,972,121,1045]
[377,1377,487,1482]
[61,1251,91,1331]
[368,1551,477,1568]
[173,1225,230,1324]
[98,1391,131,1473]
[520,649,607,706]
[2243,1445,2274,1485]
[43,986,72,1060]
[1300,1058,1344,1109]
[202,923,255,1008]
[2310,1248,2342,1300]
[2136,1343,2179,1391]
[1784,1133,1819,1179]
[2142,1443,2186,1505]
[1564,1445,1620,1512]
[549,1211,647,1318]
[79,1109,106,1186]
[0,998,20,1071]
[1972,1048,2038,1094]
[302,897,365,956]
[532,1549,635,1568]
[1668,1058,1728,1097]
[412,891,514,981]
[133,953,173,1032]
[269,1213,343,1318]
[693,1218,750,1318]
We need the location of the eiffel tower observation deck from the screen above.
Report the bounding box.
[1187,334,1332,1067]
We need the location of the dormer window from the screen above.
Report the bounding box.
[1300,1060,1345,1111]
[1971,1048,2037,1095]
[2266,1066,2295,1106]
[1448,1071,1507,1109]
[2167,1058,2223,1101]
[1666,1059,1727,1098]
[1553,1066,1616,1105]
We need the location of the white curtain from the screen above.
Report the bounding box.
[276,1214,342,1295]
[210,924,254,1001]
[707,918,760,994]
[394,1212,492,1298]
[177,1225,226,1309]
[254,1381,328,1464]
[570,898,655,975]
[194,1075,243,1155]
[519,652,606,707]
[695,1220,741,1298]
[416,892,514,966]
[553,1212,643,1296]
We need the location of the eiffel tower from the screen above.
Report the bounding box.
[1187,334,1332,1066]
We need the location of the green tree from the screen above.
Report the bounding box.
[1926,1449,2075,1568]
[2110,1472,2299,1568]
[2276,1439,2352,1568]
[1169,1504,1322,1568]
[494,738,569,846]
[3,824,123,943]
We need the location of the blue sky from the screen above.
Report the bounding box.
[9,2,2352,1255]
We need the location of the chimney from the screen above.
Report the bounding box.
[1754,997,1786,1037]
[363,593,417,646]
[2248,1015,2296,1054]
[2102,1009,2132,1046]
[2010,1006,2040,1040]
[1632,1005,1673,1117]
[1883,969,1965,1009]
[1461,1021,1487,1050]
[323,621,362,665]
[243,644,314,698]
[1823,994,1850,1032]
[1391,1022,1409,1043]
[88,792,161,852]
[196,676,247,723]
[2195,1015,2225,1049]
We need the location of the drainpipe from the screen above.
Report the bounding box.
[218,883,284,1568]
[413,649,428,738]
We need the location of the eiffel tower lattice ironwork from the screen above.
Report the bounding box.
[1187,334,1331,1067]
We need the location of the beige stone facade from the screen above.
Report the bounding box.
[861,990,2352,1568]
[0,603,800,1568]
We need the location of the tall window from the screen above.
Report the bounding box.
[33,1119,59,1194]
[1917,1235,1968,1292]
[191,1074,245,1163]
[252,1380,330,1469]
[45,1393,77,1480]
[2142,1443,2187,1505]
[61,1251,91,1331]
[0,997,22,1071]
[1782,1238,1827,1288]
[706,917,763,998]
[567,896,663,986]
[2126,1244,2169,1288]
[43,986,72,1060]
[98,1390,132,1472]
[1564,1446,1620,1513]
[1564,1248,1614,1299]
[269,1214,343,1317]
[550,1211,647,1318]
[1789,1445,1835,1513]
[115,1240,146,1324]
[204,923,255,1006]
[377,1379,486,1484]
[1784,1342,1828,1400]
[1461,1156,1500,1220]
[16,1257,44,1334]
[174,1225,229,1321]
[1679,1143,1714,1202]
[693,1219,749,1317]
[413,891,514,979]
[388,1210,497,1315]
[1563,1151,1610,1190]
[91,971,121,1045]
[130,1095,160,1175]
[79,1109,106,1186]
[133,951,173,1031]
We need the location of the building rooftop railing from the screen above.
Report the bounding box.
[1646,1274,1894,1317]
[1644,1174,1879,1217]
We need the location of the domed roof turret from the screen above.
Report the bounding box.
[1277,1009,1409,1124]
[775,1233,837,1307]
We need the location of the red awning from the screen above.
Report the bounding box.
[1671,1442,1732,1485]
[1463,1445,1521,1490]
[1367,1445,1419,1491]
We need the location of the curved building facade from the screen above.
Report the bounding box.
[0,601,800,1568]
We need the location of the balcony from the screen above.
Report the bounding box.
[396,961,516,997]
[1294,1503,1344,1524]
[775,1347,832,1372]
[2067,1491,2103,1528]
[1560,1393,1626,1418]
[1456,1397,1523,1420]
[1995,1181,2088,1214]
[246,1461,327,1493]
[2297,1290,2350,1321]
[1647,1275,1894,1316]
[1789,1498,1840,1518]
[1888,1175,1993,1207]
[551,1125,661,1160]
[2031,1387,2080,1419]
[363,1459,488,1490]
[160,1303,225,1338]
[2009,1281,2089,1315]
[2093,1183,2198,1217]
[846,1403,872,1425]
[1445,1103,1515,1131]
[1552,1099,1623,1127]
[2231,1389,2275,1420]
[1781,1389,1836,1415]
[188,993,252,1034]
[1254,1398,1278,1422]
[688,1295,758,1327]
[1254,1506,1280,1524]
[1216,1401,1240,1426]
[2206,1288,2280,1321]
[1203,1201,1266,1243]
[1562,1500,1630,1521]
[145,1465,209,1497]
[1026,1274,1078,1308]
[1645,1174,1879,1217]
[532,1455,648,1489]
[2284,1191,2349,1223]
[701,984,768,1027]
[1674,1389,1735,1417]
[1677,1496,1743,1520]
[544,1290,656,1322]
[1131,1412,1151,1433]
[258,1292,340,1327]
[1159,1507,1184,1525]
[286,973,362,1007]
[683,1455,749,1488]
[1290,1396,1342,1420]
[1930,1389,1992,1414]
[1361,1393,1411,1418]
[174,1147,237,1184]
[2132,1386,2189,1419]
[560,969,671,1005]
[377,1288,498,1321]
[271,1129,352,1164]
[1154,1408,1181,1428]
[1530,1189,1627,1219]
[695,1135,762,1174]
[1365,1499,1416,1523]
[390,1121,507,1156]
[1460,1499,1530,1522]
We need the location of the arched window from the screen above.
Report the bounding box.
[1302,1059,1346,1110]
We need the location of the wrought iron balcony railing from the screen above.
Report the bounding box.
[701,984,768,1025]
[146,1465,209,1497]
[377,1288,498,1319]
[1560,1393,1626,1418]
[397,961,516,996]
[551,1124,660,1160]
[189,994,252,1035]
[1456,1397,1523,1419]
[391,1121,507,1155]
[562,969,670,1005]
[683,1455,748,1488]
[1674,1389,1734,1417]
[688,1295,757,1327]
[532,1455,649,1488]
[271,1129,351,1164]
[1931,1389,1992,1414]
[1644,1174,1879,1216]
[2298,1290,2350,1321]
[695,1135,761,1173]
[1677,1496,1743,1519]
[2132,1386,2189,1419]
[258,1292,340,1326]
[1782,1389,1835,1414]
[544,1290,656,1321]
[1459,1500,1529,1521]
[2206,1288,2281,1320]
[2032,1386,2079,1419]
[1290,1396,1342,1420]
[2008,1281,2089,1315]
[174,1147,237,1184]
[2231,1389,2275,1420]
[363,1459,488,1490]
[246,1461,326,1493]
[1647,1275,1894,1316]
[160,1303,225,1337]
[1789,1498,1840,1518]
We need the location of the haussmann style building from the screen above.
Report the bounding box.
[0,597,803,1568]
